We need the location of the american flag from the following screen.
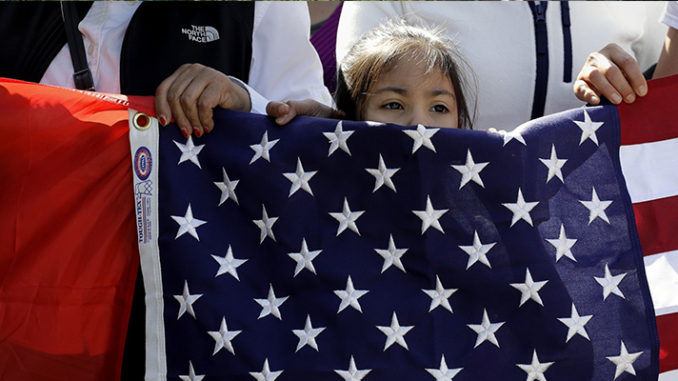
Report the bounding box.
[132,94,671,380]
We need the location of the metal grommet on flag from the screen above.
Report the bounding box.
[133,112,152,131]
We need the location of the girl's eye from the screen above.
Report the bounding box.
[383,102,403,110]
[431,104,449,113]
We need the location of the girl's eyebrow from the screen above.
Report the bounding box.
[369,87,455,98]
[369,86,406,95]
[431,89,455,98]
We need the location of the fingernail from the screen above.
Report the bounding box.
[638,85,647,96]
[181,128,189,138]
[611,93,622,104]
[625,94,636,103]
[159,115,168,126]
[590,95,599,104]
[194,128,202,138]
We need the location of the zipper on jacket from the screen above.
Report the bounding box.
[561,2,572,83]
[528,1,549,120]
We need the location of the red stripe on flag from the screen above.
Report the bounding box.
[658,312,678,374]
[632,196,678,256]
[619,74,678,145]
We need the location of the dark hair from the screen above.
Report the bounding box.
[335,21,475,129]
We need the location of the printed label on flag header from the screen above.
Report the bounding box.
[134,147,152,181]
[129,111,158,247]
[133,145,154,244]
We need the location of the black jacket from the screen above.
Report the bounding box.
[0,2,254,95]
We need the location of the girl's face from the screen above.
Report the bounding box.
[359,58,459,129]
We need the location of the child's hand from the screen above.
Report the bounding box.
[266,99,345,125]
[155,63,252,138]
[574,43,647,105]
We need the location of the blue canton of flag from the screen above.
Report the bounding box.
[133,105,658,380]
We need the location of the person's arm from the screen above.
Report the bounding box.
[654,27,678,78]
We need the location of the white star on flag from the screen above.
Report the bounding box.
[283,157,317,197]
[377,312,414,351]
[426,355,462,381]
[211,245,247,280]
[250,131,279,164]
[174,280,202,320]
[324,121,354,156]
[179,361,205,381]
[510,268,549,307]
[557,303,592,342]
[574,109,604,146]
[334,356,371,380]
[253,204,278,243]
[374,234,408,273]
[334,276,369,313]
[249,358,283,381]
[539,144,567,183]
[365,154,399,192]
[422,275,457,313]
[254,284,289,320]
[545,224,577,262]
[403,124,439,153]
[467,309,505,348]
[171,204,207,241]
[458,230,496,269]
[579,187,612,224]
[174,136,205,168]
[288,238,322,277]
[502,188,539,226]
[412,195,448,234]
[500,129,527,146]
[452,149,488,189]
[329,197,365,236]
[516,350,554,381]
[207,317,241,355]
[214,167,239,205]
[594,263,627,300]
[292,315,326,352]
[607,341,643,380]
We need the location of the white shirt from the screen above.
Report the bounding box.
[40,1,332,114]
[337,1,667,131]
[662,2,678,29]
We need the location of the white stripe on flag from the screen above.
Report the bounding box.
[660,369,678,380]
[644,250,678,316]
[620,137,678,203]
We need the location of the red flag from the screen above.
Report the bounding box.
[0,79,152,380]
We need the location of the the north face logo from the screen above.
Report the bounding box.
[181,25,220,43]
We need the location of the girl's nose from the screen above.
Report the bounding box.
[407,108,432,127]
